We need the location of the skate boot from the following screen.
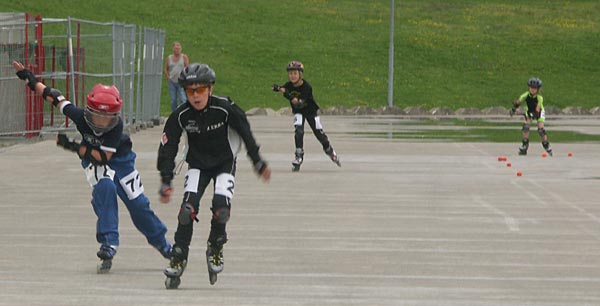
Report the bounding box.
[518,139,529,156]
[542,141,553,156]
[155,242,173,259]
[292,148,304,172]
[324,146,341,167]
[206,241,224,285]
[164,246,187,289]
[156,242,173,259]
[96,245,117,274]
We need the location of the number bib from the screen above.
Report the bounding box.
[184,169,235,199]
[119,169,144,200]
[85,164,116,187]
[293,113,303,126]
[214,173,235,199]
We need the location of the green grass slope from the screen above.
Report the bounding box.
[5,0,600,115]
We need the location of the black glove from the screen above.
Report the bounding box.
[272,84,281,92]
[56,134,80,153]
[43,87,65,107]
[510,101,520,117]
[254,160,268,175]
[16,69,39,91]
[158,176,173,203]
[293,99,305,109]
[159,182,172,196]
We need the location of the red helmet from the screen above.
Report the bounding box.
[87,84,122,113]
[286,61,304,72]
[84,84,122,134]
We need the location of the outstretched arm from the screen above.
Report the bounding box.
[13,61,68,109]
[13,61,113,162]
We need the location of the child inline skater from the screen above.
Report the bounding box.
[272,61,341,171]
[13,61,172,274]
[158,63,271,288]
[510,77,553,156]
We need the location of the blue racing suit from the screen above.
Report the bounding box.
[60,102,171,257]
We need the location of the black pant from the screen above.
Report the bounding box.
[294,112,330,150]
[173,160,236,258]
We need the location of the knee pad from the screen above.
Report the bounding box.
[294,125,304,138]
[178,202,198,225]
[522,124,530,133]
[211,195,230,224]
[537,127,546,137]
[213,207,230,224]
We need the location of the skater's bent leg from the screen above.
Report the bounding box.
[537,122,547,142]
[173,192,202,258]
[293,113,305,149]
[209,173,234,246]
[294,124,304,149]
[120,192,171,254]
[92,178,119,247]
[521,122,530,140]
[209,195,230,245]
[538,122,552,154]
[116,173,170,255]
[307,115,330,150]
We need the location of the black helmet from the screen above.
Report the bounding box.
[527,77,542,89]
[179,63,216,86]
[286,61,304,72]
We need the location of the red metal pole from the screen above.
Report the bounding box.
[65,44,70,128]
[24,13,32,137]
[81,48,86,105]
[51,46,56,125]
[35,15,43,133]
[75,22,80,107]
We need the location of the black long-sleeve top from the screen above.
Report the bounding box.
[282,79,320,115]
[157,95,264,180]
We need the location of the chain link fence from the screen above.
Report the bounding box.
[0,13,164,137]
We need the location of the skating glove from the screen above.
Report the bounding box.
[56,134,80,153]
[253,160,271,182]
[16,68,39,91]
[159,175,173,203]
[293,99,305,109]
[254,160,268,175]
[510,100,519,117]
[272,84,281,92]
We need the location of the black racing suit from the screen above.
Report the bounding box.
[281,79,331,151]
[157,95,267,259]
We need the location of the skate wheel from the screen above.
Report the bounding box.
[165,276,181,289]
[96,259,112,274]
[209,272,218,285]
[292,165,300,172]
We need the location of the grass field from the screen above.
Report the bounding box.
[5,0,600,116]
